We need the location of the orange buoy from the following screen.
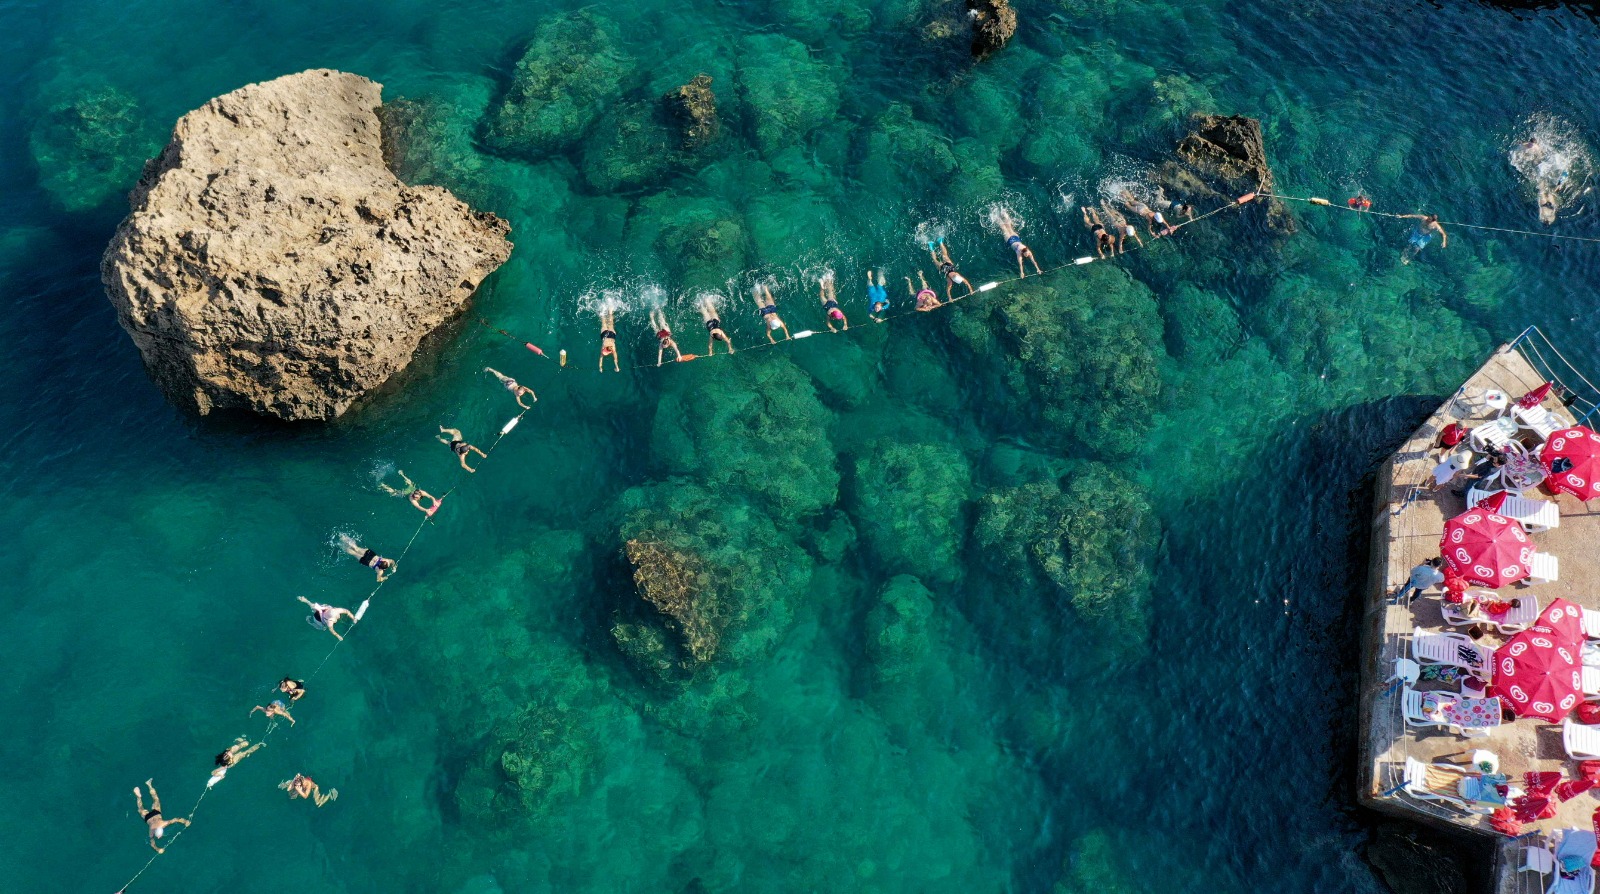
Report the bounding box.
[1236,192,1258,204]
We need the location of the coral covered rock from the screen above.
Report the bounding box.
[456,699,599,820]
[974,470,1157,627]
[100,70,513,420]
[865,574,938,685]
[1158,113,1294,234]
[29,83,153,212]
[580,99,678,192]
[737,34,842,157]
[967,0,1018,57]
[848,439,971,584]
[625,538,719,662]
[664,73,720,150]
[481,11,631,157]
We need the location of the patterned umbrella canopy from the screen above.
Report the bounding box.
[1440,508,1534,588]
[1542,427,1600,501]
[1492,598,1586,721]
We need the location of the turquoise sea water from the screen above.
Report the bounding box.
[5,0,1600,891]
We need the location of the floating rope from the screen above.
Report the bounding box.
[109,193,1249,891]
[1262,191,1600,246]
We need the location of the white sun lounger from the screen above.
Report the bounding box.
[1401,757,1471,809]
[1564,720,1600,759]
[1586,609,1600,640]
[1585,667,1600,701]
[1412,627,1495,673]
[1441,593,1540,633]
[1401,688,1501,737]
[1499,494,1562,533]
[1471,417,1520,453]
[1529,552,1561,585]
[1516,403,1566,441]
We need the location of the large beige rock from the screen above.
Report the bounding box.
[102,69,513,420]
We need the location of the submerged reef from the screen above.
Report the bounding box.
[948,264,1165,455]
[974,469,1158,633]
[28,83,152,212]
[968,0,1019,57]
[581,99,679,192]
[848,439,971,585]
[664,74,720,150]
[736,34,842,157]
[482,11,632,157]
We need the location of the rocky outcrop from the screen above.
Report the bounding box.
[1156,114,1294,234]
[663,74,719,150]
[481,11,631,158]
[967,0,1017,57]
[101,69,513,420]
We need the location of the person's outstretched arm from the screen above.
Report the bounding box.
[658,343,665,367]
[1018,254,1025,277]
[1437,224,1448,248]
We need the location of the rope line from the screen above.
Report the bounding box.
[1261,191,1600,245]
[108,196,1243,891]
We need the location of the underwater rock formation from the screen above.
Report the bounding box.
[482,11,632,157]
[1159,113,1294,234]
[664,74,719,150]
[967,0,1018,57]
[974,470,1157,628]
[737,34,842,156]
[455,699,599,821]
[849,439,970,585]
[865,574,939,685]
[28,83,152,212]
[581,100,678,192]
[100,70,513,420]
[625,539,719,663]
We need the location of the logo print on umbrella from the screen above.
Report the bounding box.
[1509,684,1529,702]
[1533,636,1554,649]
[1509,642,1529,657]
[1535,700,1556,714]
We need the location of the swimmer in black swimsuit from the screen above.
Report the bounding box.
[339,534,395,581]
[484,368,536,408]
[649,307,683,365]
[994,207,1043,277]
[279,677,308,701]
[1082,206,1116,259]
[752,282,790,343]
[209,736,264,787]
[437,426,487,473]
[597,306,620,372]
[817,271,849,332]
[927,238,974,301]
[134,779,189,852]
[698,296,735,355]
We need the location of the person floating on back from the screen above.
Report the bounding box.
[994,208,1043,277]
[597,307,620,372]
[865,269,889,321]
[1082,206,1117,259]
[209,736,264,788]
[437,427,487,473]
[907,273,943,312]
[280,774,338,808]
[1399,213,1448,265]
[699,296,735,355]
[817,271,849,332]
[133,779,189,853]
[339,535,395,581]
[752,282,790,343]
[927,237,974,300]
[650,307,683,366]
[297,596,356,641]
[484,368,535,408]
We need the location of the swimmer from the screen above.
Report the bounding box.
[906,273,943,312]
[251,700,295,725]
[339,535,395,581]
[409,488,442,518]
[437,426,487,473]
[699,296,735,355]
[1347,195,1372,211]
[209,736,264,786]
[1100,202,1143,254]
[650,308,682,366]
[597,307,620,372]
[1398,213,1448,264]
[377,468,417,498]
[927,238,974,300]
[1171,201,1195,220]
[133,779,189,853]
[865,269,889,321]
[1118,190,1175,237]
[484,368,535,408]
[818,271,849,332]
[297,596,356,641]
[752,283,790,343]
[280,774,338,808]
[994,208,1043,277]
[279,677,307,702]
[1082,206,1117,259]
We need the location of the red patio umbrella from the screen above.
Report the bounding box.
[1475,490,1509,513]
[1543,427,1600,501]
[1440,508,1534,588]
[1518,382,1554,409]
[1492,604,1584,722]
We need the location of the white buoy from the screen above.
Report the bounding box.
[1074,256,1096,265]
[978,282,999,292]
[354,599,371,621]
[792,330,815,339]
[501,416,520,435]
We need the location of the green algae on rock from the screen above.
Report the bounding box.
[481,11,632,157]
[28,84,153,212]
[849,439,971,585]
[580,99,679,192]
[736,34,842,157]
